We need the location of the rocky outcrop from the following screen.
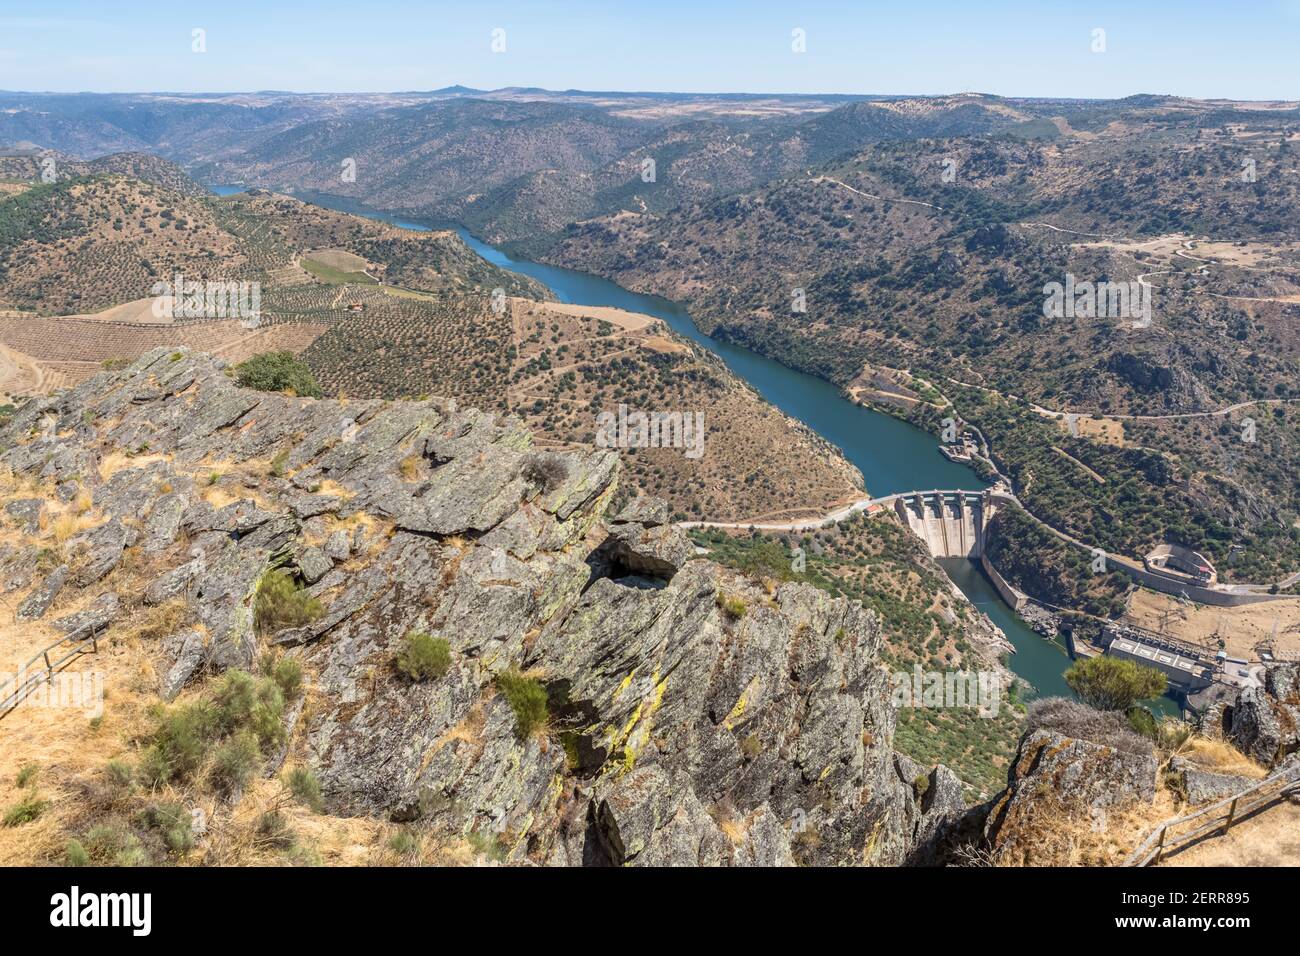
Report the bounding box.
[1168,756,1256,805]
[0,349,962,867]
[600,520,693,578]
[983,700,1157,860]
[1224,664,1300,767]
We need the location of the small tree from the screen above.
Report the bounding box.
[234,352,323,398]
[1065,656,1166,712]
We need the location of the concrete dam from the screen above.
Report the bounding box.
[892,490,988,559]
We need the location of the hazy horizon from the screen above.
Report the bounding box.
[3,0,1298,100]
[1,86,1295,103]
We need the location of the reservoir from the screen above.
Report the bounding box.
[211,184,1147,705]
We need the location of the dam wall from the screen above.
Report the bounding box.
[980,553,1028,612]
[893,490,986,559]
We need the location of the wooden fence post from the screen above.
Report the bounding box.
[1223,797,1238,835]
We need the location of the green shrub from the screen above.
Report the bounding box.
[395,632,451,680]
[285,843,321,866]
[495,669,549,739]
[104,760,135,795]
[388,829,418,855]
[467,829,508,863]
[255,810,296,850]
[913,773,931,798]
[254,570,323,635]
[139,668,286,790]
[212,671,286,750]
[139,701,217,786]
[138,802,194,855]
[1126,705,1158,739]
[3,792,48,826]
[1065,656,1167,711]
[285,766,323,813]
[716,592,747,619]
[234,352,323,398]
[15,763,38,788]
[64,839,90,866]
[84,822,146,866]
[115,844,149,867]
[209,731,261,796]
[263,654,304,699]
[269,449,290,478]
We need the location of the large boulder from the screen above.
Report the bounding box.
[1227,664,1300,767]
[984,700,1157,862]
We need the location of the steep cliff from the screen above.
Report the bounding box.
[0,349,964,866]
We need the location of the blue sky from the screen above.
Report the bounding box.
[1,0,1297,99]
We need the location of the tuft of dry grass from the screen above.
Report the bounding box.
[991,787,1180,867]
[1180,737,1268,780]
[121,599,192,645]
[50,512,97,545]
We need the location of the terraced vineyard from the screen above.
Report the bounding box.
[303,290,515,410]
[211,191,547,298]
[303,293,865,522]
[0,177,247,314]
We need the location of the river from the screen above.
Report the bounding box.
[209,183,1124,704]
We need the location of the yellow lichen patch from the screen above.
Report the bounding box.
[614,670,636,702]
[859,816,885,864]
[607,672,668,774]
[722,675,759,732]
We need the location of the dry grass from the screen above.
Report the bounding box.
[1162,802,1300,866]
[50,511,97,544]
[420,702,488,771]
[98,451,169,481]
[120,599,192,645]
[0,613,159,865]
[992,787,1181,867]
[1179,737,1268,780]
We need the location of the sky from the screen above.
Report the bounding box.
[1,0,1297,100]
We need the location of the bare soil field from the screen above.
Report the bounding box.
[62,296,173,325]
[1124,587,1300,661]
[0,316,327,398]
[532,301,658,332]
[1057,415,1126,446]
